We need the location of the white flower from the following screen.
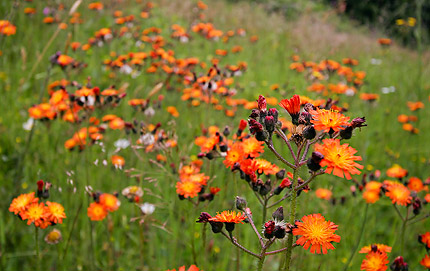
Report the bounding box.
[120,65,133,74]
[144,107,155,118]
[370,58,382,65]
[114,139,130,149]
[140,133,155,146]
[140,203,155,215]
[381,86,396,94]
[23,118,34,131]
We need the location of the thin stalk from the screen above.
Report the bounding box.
[283,168,299,271]
[262,198,268,224]
[220,231,260,258]
[35,227,40,271]
[343,204,369,271]
[266,140,295,169]
[244,209,264,247]
[400,206,410,256]
[62,201,83,260]
[275,127,296,161]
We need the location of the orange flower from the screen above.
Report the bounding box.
[279,95,301,120]
[166,265,200,271]
[385,182,412,206]
[9,192,38,215]
[293,213,340,254]
[311,109,350,133]
[407,101,424,111]
[420,254,430,269]
[176,180,202,198]
[378,38,392,46]
[223,143,244,169]
[254,158,279,175]
[360,250,389,271]
[386,164,408,179]
[315,188,332,200]
[88,2,103,10]
[314,138,363,180]
[57,55,74,66]
[109,117,125,130]
[46,201,66,224]
[241,137,264,158]
[87,202,108,221]
[407,177,424,192]
[397,114,409,123]
[99,194,120,212]
[111,155,125,168]
[359,244,392,254]
[360,93,379,101]
[419,232,430,248]
[167,106,179,117]
[209,210,246,224]
[20,202,48,227]
[363,190,380,204]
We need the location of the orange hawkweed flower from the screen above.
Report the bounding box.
[407,101,424,111]
[363,190,380,204]
[176,180,202,198]
[314,139,363,180]
[254,158,279,175]
[397,114,409,123]
[9,192,38,215]
[408,177,424,192]
[99,194,120,212]
[315,188,332,200]
[87,202,108,221]
[46,201,66,224]
[311,109,350,133]
[20,202,48,227]
[167,106,179,117]
[209,210,246,224]
[88,2,103,10]
[420,254,430,269]
[378,38,392,46]
[385,182,412,206]
[386,164,408,179]
[293,213,341,254]
[166,265,200,271]
[223,143,244,169]
[360,250,389,271]
[241,137,264,158]
[419,232,430,248]
[44,229,62,245]
[359,244,392,254]
[111,155,125,168]
[279,95,301,121]
[57,55,74,66]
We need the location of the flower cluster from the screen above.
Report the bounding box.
[359,244,391,271]
[87,193,121,221]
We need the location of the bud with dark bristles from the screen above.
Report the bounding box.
[272,206,284,221]
[303,125,316,139]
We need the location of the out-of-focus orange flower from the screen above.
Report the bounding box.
[419,232,430,248]
[223,142,244,169]
[315,188,332,200]
[397,114,409,123]
[359,244,392,254]
[378,38,392,46]
[167,106,179,117]
[420,254,430,269]
[407,101,424,111]
[0,20,16,35]
[407,177,425,192]
[99,194,120,212]
[88,2,103,10]
[360,93,379,101]
[384,182,412,206]
[43,17,54,24]
[241,137,264,158]
[166,265,200,271]
[111,155,125,168]
[87,202,108,221]
[176,180,202,198]
[386,164,408,179]
[24,7,36,14]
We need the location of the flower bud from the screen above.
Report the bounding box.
[259,180,272,196]
[257,95,267,113]
[340,126,353,140]
[264,220,275,239]
[209,221,224,233]
[268,108,279,123]
[235,196,247,211]
[351,117,367,129]
[390,256,408,271]
[272,206,284,221]
[196,212,212,223]
[276,169,286,180]
[302,125,316,139]
[265,115,275,133]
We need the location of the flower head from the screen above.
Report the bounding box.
[9,192,38,215]
[46,201,66,224]
[359,244,392,254]
[311,109,350,133]
[386,164,408,179]
[176,180,202,198]
[209,210,246,224]
[420,254,430,269]
[20,202,48,227]
[314,138,363,180]
[99,193,120,212]
[45,229,62,245]
[279,95,301,123]
[293,213,341,254]
[315,188,332,200]
[360,250,389,271]
[87,202,108,221]
[384,182,412,206]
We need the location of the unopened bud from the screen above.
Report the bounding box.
[235,196,247,211]
[272,206,284,221]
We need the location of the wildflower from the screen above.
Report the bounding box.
[419,232,430,248]
[241,137,264,158]
[140,203,155,215]
[44,229,62,245]
[378,38,392,46]
[122,186,143,201]
[167,106,179,117]
[46,201,66,224]
[311,109,350,133]
[176,180,202,198]
[385,182,412,206]
[293,213,340,254]
[99,193,120,212]
[420,255,430,269]
[111,155,125,169]
[9,192,38,215]
[166,265,200,271]
[359,244,392,254]
[279,95,301,124]
[407,177,424,192]
[223,143,244,169]
[407,101,424,111]
[20,202,48,227]
[386,165,407,179]
[361,250,389,271]
[390,256,408,271]
[363,190,380,204]
[314,138,363,180]
[315,188,332,200]
[209,210,246,232]
[87,202,108,221]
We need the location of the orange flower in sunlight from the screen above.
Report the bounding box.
[279,95,301,120]
[293,213,341,254]
[361,250,389,271]
[176,180,202,198]
[0,21,16,36]
[311,109,350,133]
[88,2,103,10]
[99,194,120,212]
[57,55,74,67]
[360,93,379,101]
[241,137,264,158]
[9,192,38,215]
[166,265,200,271]
[209,210,246,224]
[20,202,48,227]
[419,232,430,248]
[314,139,363,180]
[378,38,392,46]
[87,202,108,221]
[384,182,412,206]
[315,188,332,200]
[397,114,409,123]
[254,159,279,175]
[386,164,408,179]
[363,190,380,204]
[46,201,66,224]
[167,106,179,117]
[420,254,430,269]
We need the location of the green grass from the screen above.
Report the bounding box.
[0,0,429,270]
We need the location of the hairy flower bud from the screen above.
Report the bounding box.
[235,196,247,211]
[257,95,267,112]
[302,125,316,139]
[272,206,284,221]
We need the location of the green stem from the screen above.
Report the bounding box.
[35,227,40,271]
[400,206,409,256]
[283,168,299,271]
[343,204,369,271]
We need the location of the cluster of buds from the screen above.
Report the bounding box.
[37,179,52,199]
[390,256,408,271]
[248,95,280,141]
[263,207,293,240]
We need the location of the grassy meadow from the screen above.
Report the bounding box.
[1,0,429,270]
